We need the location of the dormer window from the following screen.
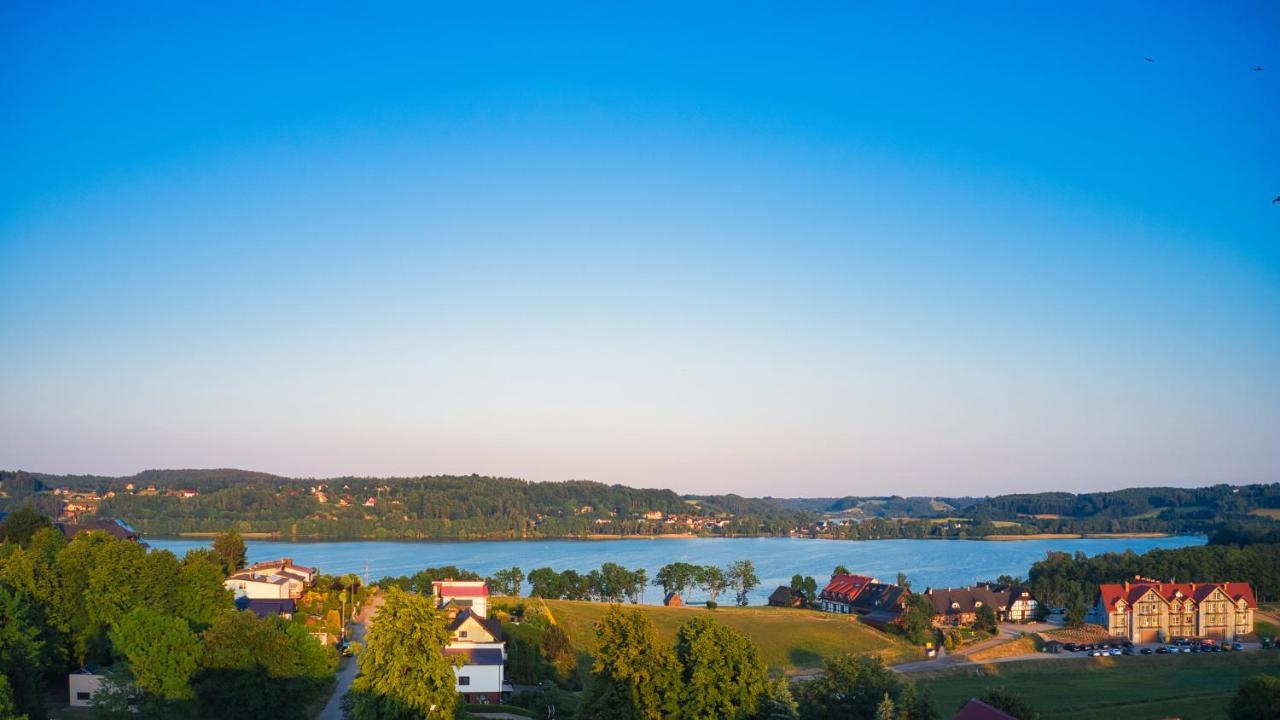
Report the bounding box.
[951,602,960,609]
[459,630,468,639]
[975,601,983,607]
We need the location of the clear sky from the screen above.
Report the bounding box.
[2,2,1277,497]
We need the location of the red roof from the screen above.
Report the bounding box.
[953,699,1018,720]
[819,574,875,603]
[1097,580,1257,611]
[433,581,489,597]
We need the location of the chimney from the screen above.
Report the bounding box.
[1124,580,1129,592]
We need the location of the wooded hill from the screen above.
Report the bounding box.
[1,469,1276,540]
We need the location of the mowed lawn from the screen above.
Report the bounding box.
[916,651,1280,720]
[529,599,922,672]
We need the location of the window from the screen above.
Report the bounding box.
[459,630,468,638]
[76,692,91,701]
[458,676,470,686]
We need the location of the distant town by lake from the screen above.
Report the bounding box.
[149,534,1205,605]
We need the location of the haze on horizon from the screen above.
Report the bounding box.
[2,3,1278,497]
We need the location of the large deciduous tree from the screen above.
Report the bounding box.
[1229,674,1280,720]
[673,616,768,720]
[109,607,201,701]
[352,588,459,719]
[578,606,679,720]
[727,560,760,606]
[211,529,246,575]
[0,506,52,547]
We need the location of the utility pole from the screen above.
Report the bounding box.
[365,559,370,587]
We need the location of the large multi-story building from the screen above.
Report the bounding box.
[1090,578,1256,642]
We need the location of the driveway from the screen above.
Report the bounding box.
[318,594,383,720]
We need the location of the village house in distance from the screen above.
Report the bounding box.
[224,557,319,620]
[924,583,1038,626]
[1090,577,1257,642]
[433,579,510,704]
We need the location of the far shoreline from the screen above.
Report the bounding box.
[156,531,1185,543]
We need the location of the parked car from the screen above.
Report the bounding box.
[1089,649,1104,657]
[1110,648,1122,656]
[1064,643,1079,652]
[1121,648,1134,656]
[1140,647,1153,655]
[1156,646,1170,654]
[1232,641,1245,651]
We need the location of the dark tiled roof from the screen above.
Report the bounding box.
[444,647,504,665]
[244,599,297,618]
[57,519,142,542]
[768,586,795,604]
[953,699,1018,720]
[852,583,909,613]
[445,608,503,640]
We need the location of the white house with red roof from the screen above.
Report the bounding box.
[433,579,490,618]
[433,580,507,704]
[1090,577,1257,642]
[818,573,878,614]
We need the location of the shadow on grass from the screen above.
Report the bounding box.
[788,648,823,668]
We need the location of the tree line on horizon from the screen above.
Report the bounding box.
[2,469,1278,542]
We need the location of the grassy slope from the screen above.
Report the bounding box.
[916,651,1280,720]
[530,599,921,672]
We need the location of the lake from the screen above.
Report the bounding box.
[148,535,1205,605]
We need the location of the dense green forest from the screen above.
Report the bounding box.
[2,469,1277,541]
[0,511,339,719]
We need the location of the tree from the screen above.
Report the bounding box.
[832,565,850,577]
[974,604,999,635]
[698,565,728,605]
[351,587,459,719]
[0,674,28,720]
[751,678,799,720]
[727,560,760,606]
[656,563,702,598]
[793,654,935,720]
[976,687,1038,720]
[875,693,895,720]
[673,616,768,720]
[0,585,45,720]
[578,606,679,720]
[489,567,525,596]
[541,624,576,684]
[896,572,911,590]
[528,567,563,599]
[1063,594,1087,628]
[109,607,201,701]
[0,506,52,547]
[1229,674,1280,720]
[895,593,936,645]
[211,529,246,575]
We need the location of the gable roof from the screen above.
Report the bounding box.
[446,608,503,641]
[851,583,909,613]
[1097,580,1258,611]
[820,574,875,603]
[768,586,796,603]
[953,698,1019,720]
[228,571,292,585]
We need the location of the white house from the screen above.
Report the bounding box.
[433,579,490,618]
[69,668,104,708]
[437,582,507,704]
[225,571,292,600]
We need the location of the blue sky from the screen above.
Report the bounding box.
[2,2,1277,495]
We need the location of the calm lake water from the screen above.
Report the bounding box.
[149,535,1204,605]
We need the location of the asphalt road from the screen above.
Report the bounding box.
[318,594,383,720]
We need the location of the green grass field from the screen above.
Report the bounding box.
[915,651,1280,720]
[528,599,922,673]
